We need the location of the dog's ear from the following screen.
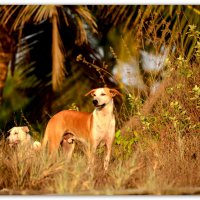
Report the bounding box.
[85,89,96,96]
[7,128,13,133]
[109,89,123,97]
[22,126,29,133]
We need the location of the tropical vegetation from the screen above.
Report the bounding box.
[0,5,199,195]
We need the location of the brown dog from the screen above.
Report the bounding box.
[42,87,122,170]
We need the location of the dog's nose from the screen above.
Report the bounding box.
[92,100,98,106]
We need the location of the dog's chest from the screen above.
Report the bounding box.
[92,112,115,140]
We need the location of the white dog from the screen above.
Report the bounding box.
[7,126,41,150]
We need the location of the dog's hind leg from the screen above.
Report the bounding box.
[61,132,75,161]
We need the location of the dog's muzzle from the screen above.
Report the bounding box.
[92,100,106,109]
[7,139,20,147]
[92,100,98,106]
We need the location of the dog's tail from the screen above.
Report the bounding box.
[33,141,41,151]
[42,130,48,149]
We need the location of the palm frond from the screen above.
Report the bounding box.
[73,6,97,34]
[97,5,200,60]
[0,5,99,92]
[75,16,88,45]
[52,10,66,92]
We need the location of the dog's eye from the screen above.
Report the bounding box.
[93,94,96,97]
[101,93,106,96]
[14,132,17,135]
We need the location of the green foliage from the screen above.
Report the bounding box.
[187,25,200,60]
[126,93,143,112]
[67,103,80,111]
[190,85,200,103]
[114,129,139,156]
[0,72,29,130]
[0,5,199,130]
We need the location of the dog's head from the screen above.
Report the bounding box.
[85,88,122,108]
[7,126,31,146]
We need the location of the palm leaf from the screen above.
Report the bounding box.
[51,9,66,91]
[96,5,200,60]
[0,5,98,92]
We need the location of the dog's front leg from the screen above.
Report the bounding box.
[104,120,115,171]
[87,140,98,170]
[104,138,114,171]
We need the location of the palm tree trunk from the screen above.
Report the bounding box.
[0,62,8,105]
[0,26,13,105]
